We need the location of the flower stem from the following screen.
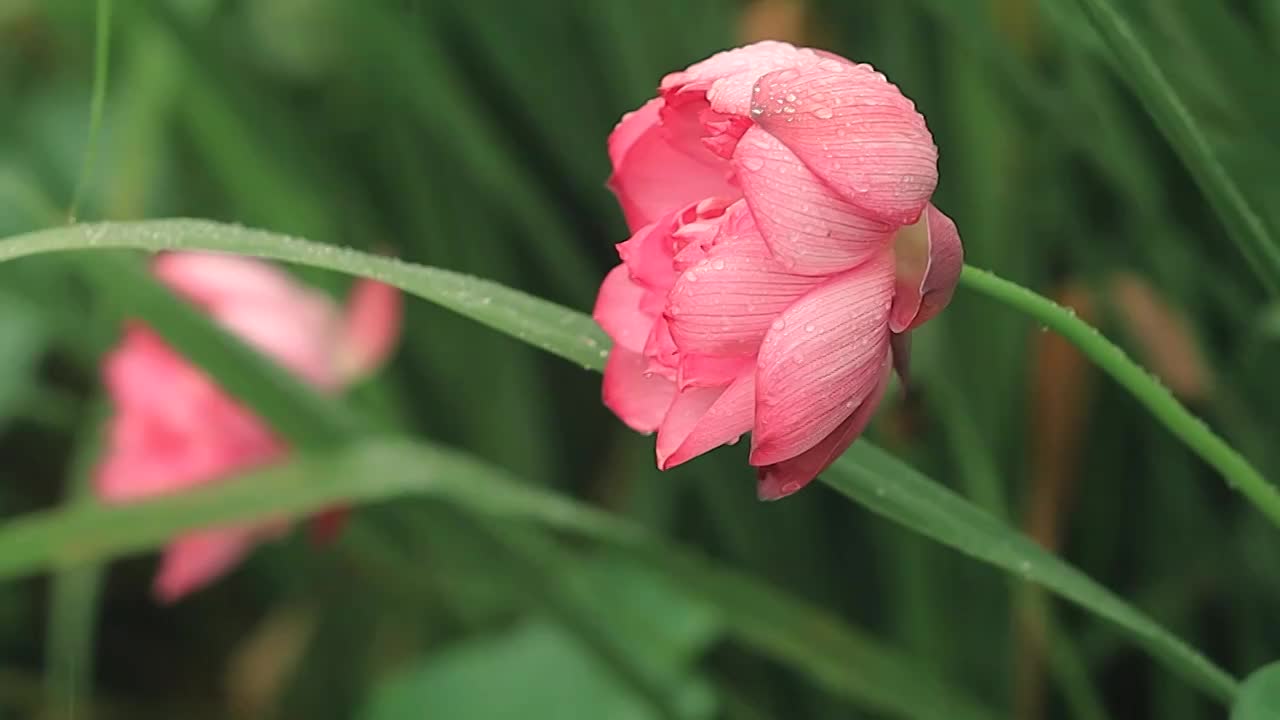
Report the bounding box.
[958,264,1280,528]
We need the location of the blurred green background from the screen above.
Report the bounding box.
[2,0,1280,718]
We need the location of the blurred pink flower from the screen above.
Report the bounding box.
[595,41,963,499]
[96,253,401,602]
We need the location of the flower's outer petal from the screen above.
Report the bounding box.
[889,204,964,333]
[666,203,822,355]
[336,279,402,384]
[733,126,895,275]
[607,98,737,231]
[594,265,653,354]
[656,371,755,469]
[751,252,895,465]
[756,357,890,500]
[661,41,823,117]
[677,352,754,389]
[603,348,676,433]
[750,62,937,226]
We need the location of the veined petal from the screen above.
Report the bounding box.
[602,348,676,433]
[750,62,937,226]
[661,41,824,117]
[889,204,964,333]
[756,357,890,500]
[734,126,896,275]
[594,265,654,354]
[677,352,753,389]
[751,252,895,465]
[657,371,755,469]
[607,98,737,231]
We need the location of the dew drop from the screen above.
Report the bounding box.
[771,317,787,331]
[741,156,765,172]
[784,93,797,102]
[804,323,815,332]
[684,270,698,282]
[813,107,833,119]
[711,258,726,270]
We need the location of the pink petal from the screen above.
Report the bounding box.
[216,300,342,388]
[677,353,753,389]
[336,279,402,384]
[756,358,890,500]
[656,371,755,469]
[666,204,823,356]
[750,252,895,465]
[602,348,676,434]
[153,524,284,602]
[661,41,824,117]
[733,126,896,275]
[593,265,654,354]
[153,252,308,309]
[607,98,738,231]
[889,204,964,333]
[750,62,938,226]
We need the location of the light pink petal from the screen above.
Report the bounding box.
[602,348,676,434]
[733,126,896,275]
[594,265,654,354]
[336,279,402,384]
[889,204,964,333]
[216,300,341,388]
[750,252,895,465]
[750,62,938,226]
[666,206,823,356]
[607,98,738,231]
[756,358,890,500]
[153,524,285,602]
[154,252,311,310]
[660,41,824,118]
[656,371,755,469]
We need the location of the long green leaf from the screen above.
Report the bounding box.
[0,220,609,372]
[1074,0,1280,294]
[827,442,1237,701]
[0,219,1234,703]
[0,438,996,720]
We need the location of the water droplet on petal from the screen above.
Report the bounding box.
[711,258,726,270]
[771,317,787,331]
[813,107,833,119]
[804,323,815,332]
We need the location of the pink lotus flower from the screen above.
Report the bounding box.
[594,41,963,500]
[95,253,401,602]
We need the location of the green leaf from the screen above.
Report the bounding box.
[1232,662,1280,719]
[0,437,997,720]
[0,218,1234,704]
[359,620,713,720]
[0,220,609,372]
[1074,0,1280,295]
[826,443,1237,701]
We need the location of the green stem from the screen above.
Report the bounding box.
[959,265,1280,528]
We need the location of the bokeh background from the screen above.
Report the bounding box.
[2,0,1279,718]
